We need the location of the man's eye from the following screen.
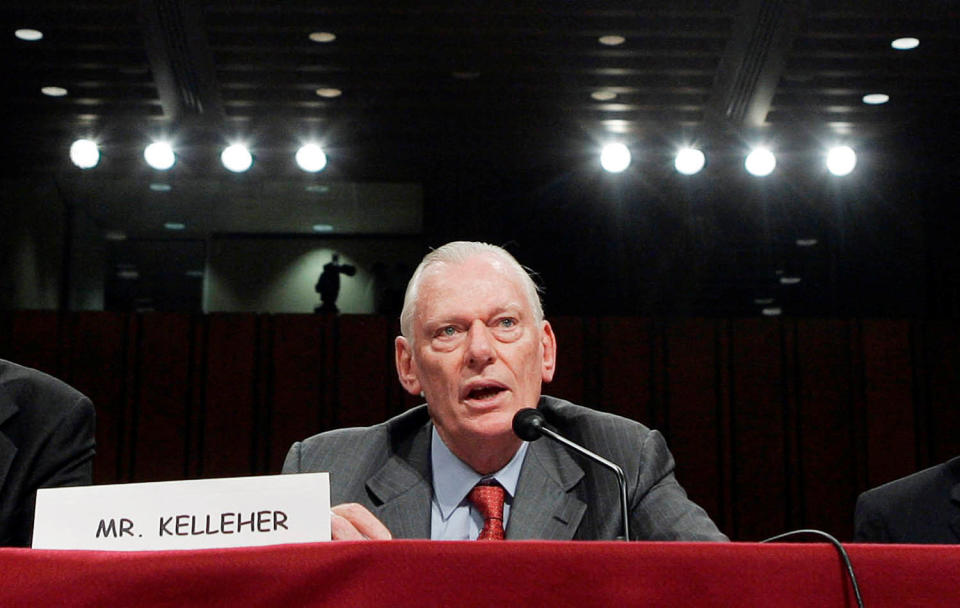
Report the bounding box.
[499,318,517,328]
[440,326,457,337]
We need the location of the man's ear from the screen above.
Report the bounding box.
[395,336,422,395]
[540,321,557,384]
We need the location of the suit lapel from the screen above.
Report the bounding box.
[507,437,586,540]
[0,388,19,494]
[365,421,433,539]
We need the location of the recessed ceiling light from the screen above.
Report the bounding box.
[315,87,342,98]
[69,139,100,169]
[761,307,783,317]
[796,238,819,247]
[745,147,776,176]
[891,37,919,50]
[591,91,617,101]
[452,71,481,80]
[600,143,631,173]
[149,183,172,192]
[826,146,857,176]
[185,270,204,278]
[779,276,801,285]
[104,230,127,241]
[295,143,327,173]
[221,143,253,172]
[309,31,336,43]
[144,141,176,170]
[164,222,186,231]
[15,28,43,41]
[598,35,626,46]
[117,269,140,280]
[754,298,775,305]
[305,184,330,194]
[41,86,68,97]
[862,93,889,105]
[312,224,334,232]
[674,148,706,176]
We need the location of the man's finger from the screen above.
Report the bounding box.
[331,503,393,540]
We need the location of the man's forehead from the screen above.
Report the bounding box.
[416,255,528,311]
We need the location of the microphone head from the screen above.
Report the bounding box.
[512,408,546,441]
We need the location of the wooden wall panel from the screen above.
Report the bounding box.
[335,316,392,428]
[59,312,130,484]
[266,315,329,473]
[545,316,585,405]
[920,321,960,464]
[5,310,960,541]
[662,319,725,531]
[860,320,917,488]
[597,317,653,423]
[729,319,788,540]
[7,310,60,375]
[200,314,259,479]
[794,319,858,539]
[130,313,194,482]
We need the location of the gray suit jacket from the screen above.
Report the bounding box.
[283,395,726,541]
[854,456,960,543]
[0,360,96,546]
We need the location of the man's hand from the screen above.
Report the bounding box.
[330,503,393,540]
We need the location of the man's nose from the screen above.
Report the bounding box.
[465,321,496,368]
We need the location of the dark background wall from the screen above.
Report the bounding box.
[4,310,959,542]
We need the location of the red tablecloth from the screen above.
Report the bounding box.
[3,541,957,607]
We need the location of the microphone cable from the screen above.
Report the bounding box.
[761,529,864,608]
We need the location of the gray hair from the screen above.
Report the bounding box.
[399,241,544,340]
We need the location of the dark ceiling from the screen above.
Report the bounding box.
[1,1,959,315]
[3,1,957,177]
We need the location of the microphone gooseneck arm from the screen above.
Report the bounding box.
[513,408,630,541]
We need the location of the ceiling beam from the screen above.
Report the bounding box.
[706,0,808,130]
[139,0,225,123]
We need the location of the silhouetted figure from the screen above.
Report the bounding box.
[315,253,356,313]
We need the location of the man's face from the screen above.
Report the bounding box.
[395,253,556,466]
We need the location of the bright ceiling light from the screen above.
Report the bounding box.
[69,139,100,169]
[164,222,186,231]
[221,143,253,173]
[312,224,334,232]
[41,86,67,97]
[674,147,705,175]
[826,146,857,176]
[144,141,175,170]
[591,91,617,101]
[315,88,342,98]
[15,28,43,41]
[296,143,327,173]
[600,143,631,173]
[862,93,889,105]
[309,31,336,43]
[745,147,776,177]
[891,37,919,50]
[598,35,625,46]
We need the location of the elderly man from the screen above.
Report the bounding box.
[283,241,726,541]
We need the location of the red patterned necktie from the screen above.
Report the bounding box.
[468,481,506,540]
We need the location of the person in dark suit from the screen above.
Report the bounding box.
[854,456,960,544]
[283,241,726,541]
[0,359,96,546]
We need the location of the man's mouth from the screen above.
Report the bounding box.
[466,385,506,401]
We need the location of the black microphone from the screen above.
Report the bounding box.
[513,408,630,541]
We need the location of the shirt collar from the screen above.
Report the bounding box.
[431,425,529,521]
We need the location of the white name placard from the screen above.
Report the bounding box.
[32,472,331,550]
